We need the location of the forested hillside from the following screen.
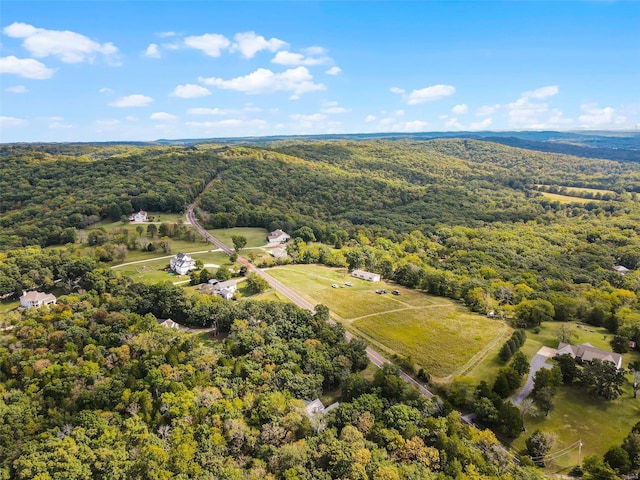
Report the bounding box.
[0,251,542,479]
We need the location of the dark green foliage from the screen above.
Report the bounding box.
[532,367,563,395]
[603,446,631,474]
[526,430,554,463]
[556,354,579,384]
[510,351,530,376]
[579,359,626,400]
[231,234,247,253]
[493,367,521,398]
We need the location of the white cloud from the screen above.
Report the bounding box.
[3,22,118,64]
[0,55,55,79]
[477,104,500,116]
[150,112,177,121]
[49,120,72,129]
[452,104,468,115]
[394,84,455,105]
[199,66,325,97]
[397,120,429,131]
[0,116,26,127]
[231,31,287,58]
[125,116,138,122]
[6,85,27,93]
[523,85,559,99]
[109,94,154,107]
[170,83,211,98]
[290,113,327,122]
[470,117,493,130]
[99,87,113,94]
[364,115,377,123]
[185,118,269,129]
[322,106,351,114]
[187,107,235,115]
[144,43,161,58]
[507,96,548,128]
[579,103,626,127]
[184,33,230,57]
[444,117,463,129]
[272,50,329,66]
[325,66,341,75]
[159,31,177,38]
[94,119,120,126]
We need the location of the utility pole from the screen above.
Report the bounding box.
[578,440,583,466]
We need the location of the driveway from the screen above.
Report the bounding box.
[511,346,557,405]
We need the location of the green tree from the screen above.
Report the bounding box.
[603,446,631,474]
[556,354,578,384]
[231,235,247,253]
[215,265,232,281]
[293,226,316,243]
[146,223,157,238]
[579,359,626,400]
[525,430,555,464]
[511,351,530,376]
[245,272,269,294]
[514,299,555,328]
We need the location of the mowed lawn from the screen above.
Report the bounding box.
[206,227,270,249]
[267,264,506,378]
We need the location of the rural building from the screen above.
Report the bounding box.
[170,253,196,275]
[351,269,381,282]
[613,265,631,275]
[270,247,288,259]
[158,318,180,329]
[20,291,56,309]
[129,210,148,222]
[214,279,237,300]
[304,398,340,416]
[267,229,291,243]
[556,342,623,370]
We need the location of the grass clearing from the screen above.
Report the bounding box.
[267,264,507,379]
[538,192,601,204]
[206,227,270,249]
[0,299,19,315]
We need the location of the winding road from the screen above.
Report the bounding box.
[185,204,434,399]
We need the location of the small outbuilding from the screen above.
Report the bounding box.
[613,265,631,275]
[129,210,148,222]
[158,318,180,329]
[20,291,56,309]
[351,269,381,282]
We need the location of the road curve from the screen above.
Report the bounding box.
[186,203,434,399]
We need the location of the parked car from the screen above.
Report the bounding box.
[345,282,353,286]
[332,284,338,288]
[392,290,400,295]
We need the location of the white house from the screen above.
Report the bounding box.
[158,318,180,329]
[304,398,340,416]
[268,229,291,244]
[613,265,631,275]
[170,253,196,275]
[556,342,623,370]
[351,269,381,282]
[215,280,237,300]
[129,210,148,222]
[20,291,56,309]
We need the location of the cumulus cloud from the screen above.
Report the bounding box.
[184,33,230,57]
[325,66,341,75]
[170,84,211,98]
[94,119,120,126]
[364,115,377,123]
[397,120,429,131]
[109,94,154,107]
[507,96,549,127]
[3,22,118,64]
[476,104,500,116]
[470,117,493,130]
[99,87,113,94]
[199,66,325,98]
[451,104,468,115]
[0,55,55,79]
[444,117,463,129]
[291,113,327,122]
[187,107,235,115]
[0,116,26,127]
[322,106,351,114]
[232,31,287,58]
[523,85,559,99]
[144,43,161,58]
[6,85,27,93]
[272,49,329,66]
[579,103,626,127]
[406,85,455,105]
[150,112,177,121]
[159,31,177,38]
[390,87,405,94]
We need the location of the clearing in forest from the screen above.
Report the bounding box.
[267,264,506,378]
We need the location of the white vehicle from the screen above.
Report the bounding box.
[332,284,338,288]
[345,282,353,286]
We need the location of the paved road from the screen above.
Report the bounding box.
[186,203,434,398]
[511,350,554,405]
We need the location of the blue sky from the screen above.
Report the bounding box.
[1,1,639,142]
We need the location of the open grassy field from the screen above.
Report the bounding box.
[0,299,19,314]
[460,320,640,472]
[206,227,270,249]
[538,192,602,204]
[267,264,508,378]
